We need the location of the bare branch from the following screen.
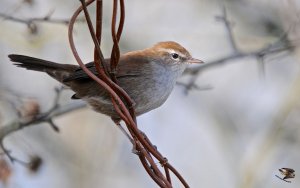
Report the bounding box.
[177,82,213,95]
[186,41,294,75]
[180,7,297,94]
[0,10,85,34]
[0,88,86,163]
[182,30,295,94]
[215,6,239,53]
[0,11,85,27]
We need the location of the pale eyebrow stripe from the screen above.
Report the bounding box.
[157,48,186,57]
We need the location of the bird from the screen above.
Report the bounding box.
[9,41,203,121]
[279,168,295,180]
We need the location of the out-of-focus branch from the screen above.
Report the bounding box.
[215,6,239,53]
[185,37,294,75]
[0,7,87,25]
[0,11,85,34]
[0,87,86,163]
[182,7,296,94]
[0,12,71,25]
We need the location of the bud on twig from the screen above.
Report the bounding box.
[17,99,40,123]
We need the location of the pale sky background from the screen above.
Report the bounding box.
[1,0,300,188]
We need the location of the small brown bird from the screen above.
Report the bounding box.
[276,168,295,183]
[279,168,295,179]
[9,41,203,121]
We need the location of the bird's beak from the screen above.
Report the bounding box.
[189,58,204,64]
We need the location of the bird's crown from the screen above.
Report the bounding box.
[152,41,191,59]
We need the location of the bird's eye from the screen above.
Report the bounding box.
[171,53,179,59]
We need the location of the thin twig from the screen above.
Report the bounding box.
[215,6,239,53]
[182,35,295,94]
[256,56,266,81]
[0,12,84,25]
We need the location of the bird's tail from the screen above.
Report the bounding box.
[8,54,78,83]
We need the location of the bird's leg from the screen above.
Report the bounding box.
[111,118,142,155]
[111,118,134,144]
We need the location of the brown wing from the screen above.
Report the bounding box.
[62,56,146,82]
[63,51,157,83]
[63,61,105,82]
[62,55,151,100]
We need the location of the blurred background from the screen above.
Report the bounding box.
[0,0,300,187]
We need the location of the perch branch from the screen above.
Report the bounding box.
[69,0,189,187]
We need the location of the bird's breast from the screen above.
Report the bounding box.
[123,62,185,115]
